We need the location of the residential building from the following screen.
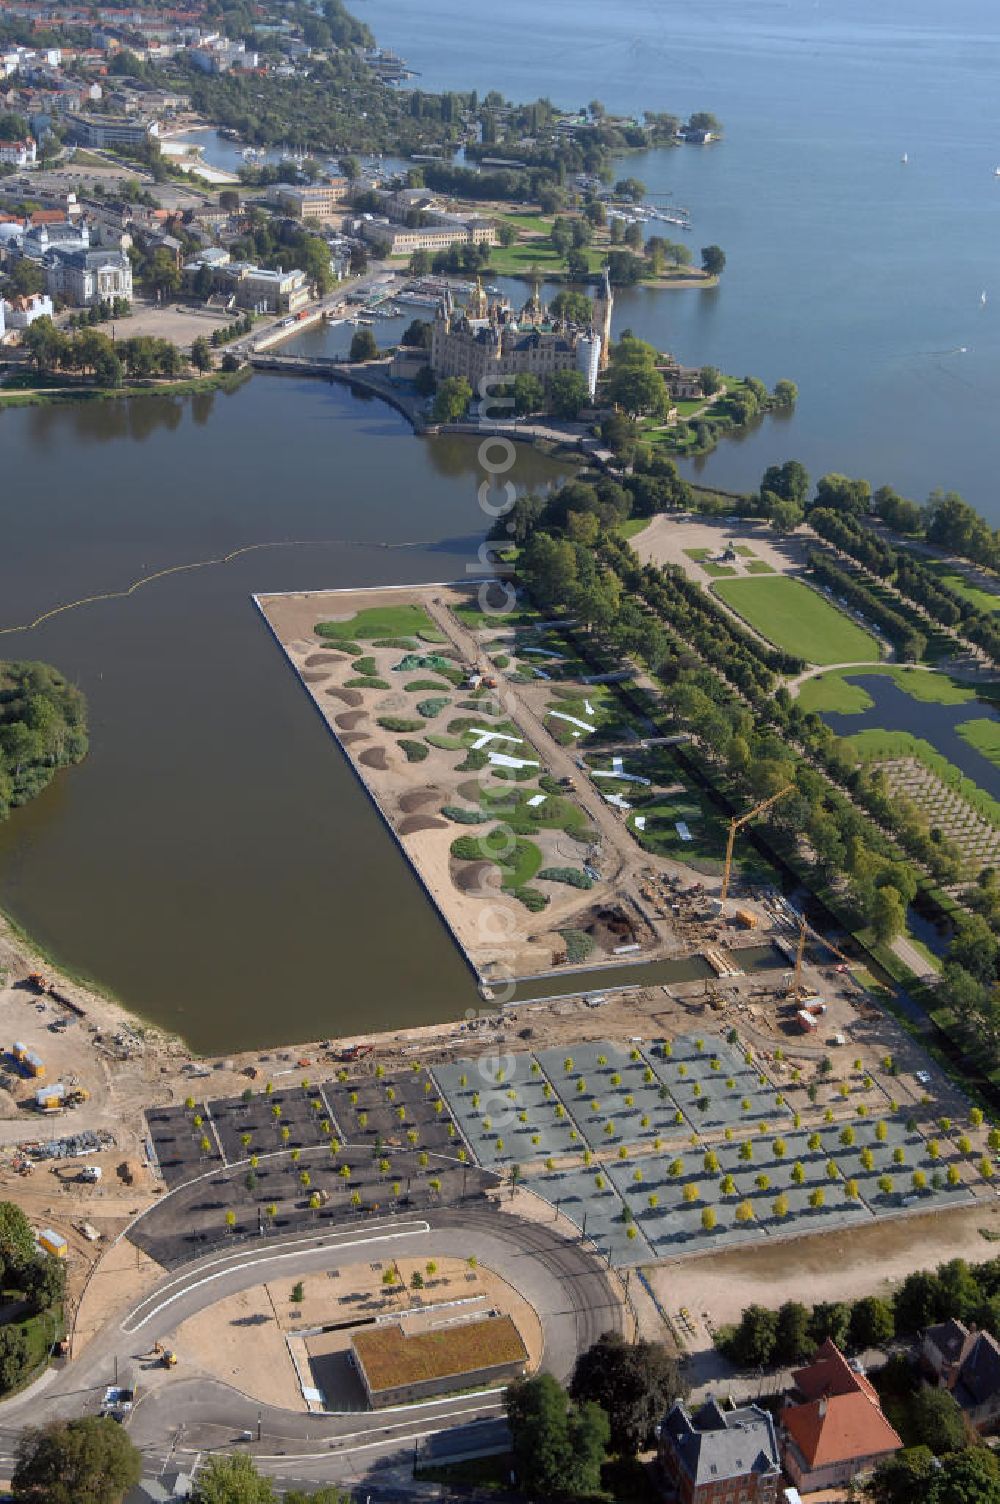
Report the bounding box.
[2,292,55,328]
[0,136,36,167]
[63,113,159,150]
[922,1318,1000,1433]
[224,262,309,313]
[657,1398,781,1504]
[780,1340,903,1492]
[360,215,495,257]
[275,181,348,220]
[188,40,258,72]
[429,279,608,395]
[351,1315,527,1410]
[45,248,133,307]
[23,220,90,260]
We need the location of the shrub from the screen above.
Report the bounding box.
[415,698,450,718]
[404,678,451,691]
[538,866,594,889]
[345,676,390,689]
[377,716,425,732]
[398,739,428,762]
[354,656,378,677]
[442,805,490,824]
[515,887,548,912]
[559,928,596,963]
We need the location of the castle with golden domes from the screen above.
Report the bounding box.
[429,270,613,398]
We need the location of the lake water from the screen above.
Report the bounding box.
[362,0,1000,517]
[822,676,1000,800]
[0,379,571,1051]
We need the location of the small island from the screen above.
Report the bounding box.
[0,660,88,819]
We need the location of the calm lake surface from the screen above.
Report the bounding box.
[5,0,1000,1047]
[363,0,1000,514]
[0,380,571,1051]
[823,677,1000,801]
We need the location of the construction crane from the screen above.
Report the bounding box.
[787,910,859,1000]
[720,783,795,905]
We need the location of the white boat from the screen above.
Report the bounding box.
[982,290,989,306]
[994,166,1000,177]
[901,151,909,164]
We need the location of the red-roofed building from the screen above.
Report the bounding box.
[780,1340,902,1493]
[0,136,35,167]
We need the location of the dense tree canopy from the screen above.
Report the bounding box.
[12,1417,142,1504]
[0,662,88,819]
[570,1330,686,1454]
[506,1373,610,1497]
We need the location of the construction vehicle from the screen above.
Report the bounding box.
[720,784,795,905]
[151,1343,178,1368]
[26,972,50,993]
[65,1087,90,1107]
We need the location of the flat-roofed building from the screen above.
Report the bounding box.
[360,216,496,257]
[276,181,348,220]
[64,113,159,150]
[351,1315,527,1409]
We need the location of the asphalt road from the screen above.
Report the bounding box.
[0,1204,622,1493]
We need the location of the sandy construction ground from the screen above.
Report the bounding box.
[257,583,679,984]
[168,1251,542,1410]
[648,1198,1000,1352]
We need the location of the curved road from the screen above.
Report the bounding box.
[0,1205,623,1491]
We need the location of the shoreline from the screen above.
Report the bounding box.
[0,367,250,412]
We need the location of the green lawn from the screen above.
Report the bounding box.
[956,717,1000,769]
[315,605,435,640]
[483,241,606,278]
[618,516,652,540]
[683,548,712,561]
[921,558,1000,614]
[703,562,737,578]
[744,560,775,574]
[714,576,880,666]
[796,664,979,716]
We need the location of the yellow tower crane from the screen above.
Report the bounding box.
[719,783,795,906]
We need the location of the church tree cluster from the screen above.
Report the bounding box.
[0,662,88,820]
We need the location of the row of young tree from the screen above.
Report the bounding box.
[508,491,990,1003]
[0,661,88,820]
[808,506,1000,668]
[806,549,927,661]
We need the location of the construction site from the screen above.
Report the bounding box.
[254,582,825,991]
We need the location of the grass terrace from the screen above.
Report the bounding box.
[796,665,979,716]
[315,604,442,642]
[714,576,881,666]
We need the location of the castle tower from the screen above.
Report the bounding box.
[468,275,488,320]
[520,277,543,327]
[592,265,613,370]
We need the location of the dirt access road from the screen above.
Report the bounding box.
[430,596,653,897]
